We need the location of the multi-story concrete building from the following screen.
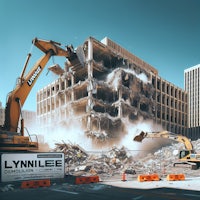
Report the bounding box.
[184,64,200,140]
[37,37,187,143]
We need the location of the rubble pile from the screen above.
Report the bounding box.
[193,139,200,152]
[132,143,180,174]
[53,139,200,179]
[133,139,200,176]
[53,143,135,177]
[53,142,88,164]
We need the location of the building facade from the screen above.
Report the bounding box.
[37,37,187,143]
[184,64,200,140]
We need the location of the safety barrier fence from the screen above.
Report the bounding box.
[75,175,100,184]
[166,174,185,181]
[137,173,185,182]
[137,174,160,182]
[19,173,186,190]
[21,179,51,189]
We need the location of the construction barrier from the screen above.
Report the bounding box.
[137,174,160,182]
[75,175,99,185]
[166,174,185,181]
[21,179,51,189]
[121,173,127,181]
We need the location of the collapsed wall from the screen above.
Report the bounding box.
[37,36,187,146]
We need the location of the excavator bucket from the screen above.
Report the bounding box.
[133,131,146,142]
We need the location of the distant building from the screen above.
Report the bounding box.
[184,64,200,140]
[37,36,187,143]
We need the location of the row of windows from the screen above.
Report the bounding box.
[156,94,187,111]
[157,110,186,125]
[152,77,186,101]
[37,80,66,101]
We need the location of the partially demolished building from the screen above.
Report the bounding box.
[36,37,187,142]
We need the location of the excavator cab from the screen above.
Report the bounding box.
[179,150,191,159]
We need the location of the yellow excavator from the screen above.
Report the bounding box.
[0,38,77,151]
[133,131,200,170]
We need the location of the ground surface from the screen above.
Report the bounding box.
[1,175,200,200]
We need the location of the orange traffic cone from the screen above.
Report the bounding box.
[121,172,127,181]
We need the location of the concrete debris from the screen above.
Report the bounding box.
[53,139,200,178]
[53,142,88,164]
[193,139,200,151]
[85,130,109,141]
[53,143,134,177]
[133,139,200,176]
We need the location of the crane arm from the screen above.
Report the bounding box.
[3,38,73,132]
[133,130,193,151]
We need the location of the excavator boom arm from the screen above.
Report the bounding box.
[33,38,71,57]
[3,38,72,132]
[133,130,193,151]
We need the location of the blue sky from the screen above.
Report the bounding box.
[0,0,200,111]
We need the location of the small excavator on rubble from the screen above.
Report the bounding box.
[133,131,200,170]
[0,38,77,152]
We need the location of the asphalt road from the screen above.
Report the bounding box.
[1,183,200,200]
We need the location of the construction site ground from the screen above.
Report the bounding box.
[52,139,200,189]
[102,173,200,191]
[1,139,200,199]
[1,174,200,200]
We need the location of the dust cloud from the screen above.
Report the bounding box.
[119,118,171,155]
[39,122,94,151]
[28,117,171,154]
[106,68,150,91]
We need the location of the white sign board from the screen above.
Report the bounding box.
[1,152,65,182]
